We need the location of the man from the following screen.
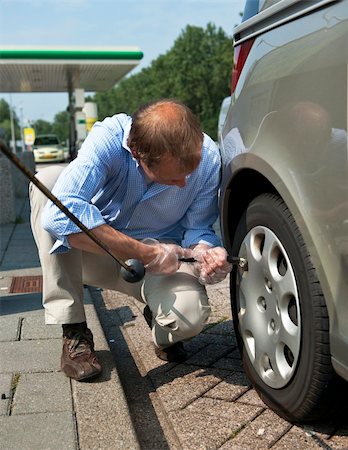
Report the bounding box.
[30,99,232,381]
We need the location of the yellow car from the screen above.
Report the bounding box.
[33,134,65,163]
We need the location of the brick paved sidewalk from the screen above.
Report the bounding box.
[91,280,348,450]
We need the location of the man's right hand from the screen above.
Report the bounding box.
[191,244,232,285]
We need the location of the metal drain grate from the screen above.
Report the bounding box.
[9,275,43,294]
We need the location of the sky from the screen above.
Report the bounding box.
[0,0,245,123]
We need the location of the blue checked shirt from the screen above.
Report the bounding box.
[42,113,222,253]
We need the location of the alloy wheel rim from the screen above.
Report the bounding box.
[237,225,301,389]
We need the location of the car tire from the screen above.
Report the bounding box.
[231,193,345,422]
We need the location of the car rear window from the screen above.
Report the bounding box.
[242,0,283,20]
[34,136,59,145]
[242,0,260,20]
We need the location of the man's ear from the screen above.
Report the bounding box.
[129,143,139,160]
[131,148,139,160]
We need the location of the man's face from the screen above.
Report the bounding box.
[140,154,200,187]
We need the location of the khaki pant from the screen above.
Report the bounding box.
[29,166,211,348]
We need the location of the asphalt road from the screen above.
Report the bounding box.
[35,161,68,171]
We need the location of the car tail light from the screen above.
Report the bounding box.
[231,38,255,94]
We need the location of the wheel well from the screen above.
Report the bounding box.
[224,169,278,246]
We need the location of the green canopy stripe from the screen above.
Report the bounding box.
[0,49,143,60]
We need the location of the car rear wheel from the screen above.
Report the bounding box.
[231,193,344,422]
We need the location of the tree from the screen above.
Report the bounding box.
[0,99,20,145]
[32,119,53,136]
[52,111,69,143]
[0,98,11,123]
[92,23,233,139]
[168,23,233,137]
[32,113,69,144]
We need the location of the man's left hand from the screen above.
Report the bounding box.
[191,244,232,285]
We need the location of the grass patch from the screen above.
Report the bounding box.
[9,373,20,416]
[229,424,244,439]
[11,373,20,396]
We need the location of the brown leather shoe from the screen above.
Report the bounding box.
[61,327,102,381]
[155,342,187,363]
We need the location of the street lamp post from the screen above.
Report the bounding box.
[9,94,16,153]
[19,105,25,151]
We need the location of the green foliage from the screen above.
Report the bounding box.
[0,99,20,144]
[32,119,53,136]
[31,112,69,143]
[52,111,69,143]
[92,23,233,139]
[0,99,11,123]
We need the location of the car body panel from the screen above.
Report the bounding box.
[217,96,232,141]
[220,0,348,380]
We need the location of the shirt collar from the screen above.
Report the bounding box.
[122,118,133,154]
[122,117,144,176]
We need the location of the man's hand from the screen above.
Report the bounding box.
[142,238,189,275]
[191,244,232,285]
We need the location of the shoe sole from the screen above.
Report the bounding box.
[62,368,102,382]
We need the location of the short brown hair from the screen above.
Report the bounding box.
[127,99,203,170]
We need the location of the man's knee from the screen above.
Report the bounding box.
[154,297,211,341]
[36,165,65,188]
[30,165,65,210]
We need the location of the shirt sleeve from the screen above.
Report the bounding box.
[181,136,222,248]
[41,118,123,253]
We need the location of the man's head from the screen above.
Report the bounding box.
[128,99,203,187]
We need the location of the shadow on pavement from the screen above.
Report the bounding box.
[0,292,43,315]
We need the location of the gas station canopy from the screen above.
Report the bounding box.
[0,46,143,156]
[0,46,144,92]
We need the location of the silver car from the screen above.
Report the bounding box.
[219,0,347,422]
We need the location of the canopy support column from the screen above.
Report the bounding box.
[68,87,76,160]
